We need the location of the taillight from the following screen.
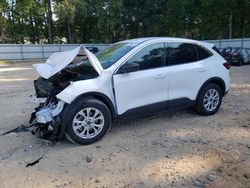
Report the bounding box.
[223,62,231,70]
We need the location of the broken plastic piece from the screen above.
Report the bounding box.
[0,124,33,136]
[26,156,43,167]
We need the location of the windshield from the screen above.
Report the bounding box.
[233,48,240,52]
[95,42,138,69]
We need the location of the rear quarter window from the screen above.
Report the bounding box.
[194,45,212,60]
[212,46,223,56]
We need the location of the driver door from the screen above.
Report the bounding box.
[113,43,170,115]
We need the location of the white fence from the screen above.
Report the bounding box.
[0,38,250,61]
[0,44,109,61]
[206,38,250,49]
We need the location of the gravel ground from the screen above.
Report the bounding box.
[0,61,249,188]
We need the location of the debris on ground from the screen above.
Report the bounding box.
[193,179,204,187]
[85,155,92,163]
[207,174,217,181]
[26,156,43,167]
[0,124,32,136]
[1,63,250,187]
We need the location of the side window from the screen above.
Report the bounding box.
[125,43,165,71]
[194,45,212,60]
[169,42,197,65]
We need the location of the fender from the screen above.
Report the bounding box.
[72,92,117,117]
[196,77,226,101]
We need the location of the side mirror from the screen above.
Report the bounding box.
[118,62,140,73]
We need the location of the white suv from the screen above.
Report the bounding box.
[30,37,230,145]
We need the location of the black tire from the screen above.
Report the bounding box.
[196,83,222,115]
[62,98,111,145]
[238,60,243,66]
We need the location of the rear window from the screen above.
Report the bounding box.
[169,43,213,65]
[169,42,197,65]
[233,48,240,53]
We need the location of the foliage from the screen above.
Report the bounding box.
[54,0,76,43]
[0,0,250,43]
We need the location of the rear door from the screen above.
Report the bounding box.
[113,43,170,115]
[168,42,212,102]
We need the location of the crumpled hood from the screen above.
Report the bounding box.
[33,45,103,79]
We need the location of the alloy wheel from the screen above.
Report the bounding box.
[203,89,220,112]
[72,107,105,139]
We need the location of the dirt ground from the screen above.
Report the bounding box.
[0,61,249,188]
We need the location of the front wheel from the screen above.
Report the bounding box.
[196,83,222,115]
[63,98,111,145]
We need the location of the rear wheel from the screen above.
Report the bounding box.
[63,98,111,145]
[196,83,222,115]
[238,60,243,66]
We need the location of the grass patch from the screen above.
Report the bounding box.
[0,60,8,66]
[0,60,7,64]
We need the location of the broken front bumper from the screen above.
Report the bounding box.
[30,97,65,141]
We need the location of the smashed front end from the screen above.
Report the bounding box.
[29,76,66,141]
[29,45,101,141]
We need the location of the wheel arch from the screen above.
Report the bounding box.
[72,92,117,118]
[196,77,226,101]
[57,92,116,140]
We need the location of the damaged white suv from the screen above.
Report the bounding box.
[30,37,230,145]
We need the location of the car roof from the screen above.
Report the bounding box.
[119,37,213,48]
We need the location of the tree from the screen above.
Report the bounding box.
[0,0,8,42]
[54,0,76,43]
[1,0,250,43]
[44,0,53,43]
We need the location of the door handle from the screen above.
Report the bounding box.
[154,74,167,79]
[198,67,206,72]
